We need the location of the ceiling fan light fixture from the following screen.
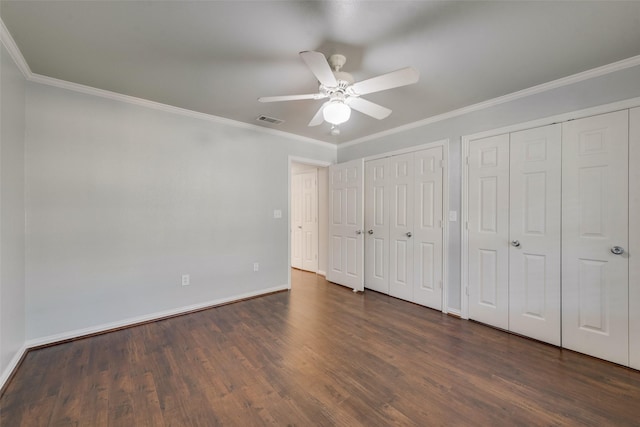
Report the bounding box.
[323,100,351,125]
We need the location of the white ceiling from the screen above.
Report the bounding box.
[2,1,640,144]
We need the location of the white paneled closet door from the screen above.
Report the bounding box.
[630,107,640,371]
[365,158,390,293]
[301,171,318,272]
[413,147,444,310]
[291,174,303,269]
[327,159,364,292]
[562,110,629,366]
[508,124,561,346]
[468,134,510,330]
[389,153,415,301]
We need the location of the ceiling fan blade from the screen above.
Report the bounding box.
[308,102,329,127]
[351,67,419,95]
[300,51,338,87]
[258,93,324,103]
[347,97,392,120]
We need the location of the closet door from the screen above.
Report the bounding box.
[389,153,415,301]
[468,134,510,330]
[630,107,640,370]
[562,110,629,366]
[327,159,365,292]
[508,124,561,345]
[413,146,444,310]
[365,158,390,293]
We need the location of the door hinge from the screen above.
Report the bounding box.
[439,281,443,290]
[465,221,469,230]
[465,156,469,165]
[465,286,469,296]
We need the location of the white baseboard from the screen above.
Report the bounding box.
[25,284,288,349]
[317,270,327,277]
[0,344,28,392]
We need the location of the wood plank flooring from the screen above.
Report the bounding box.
[2,269,640,426]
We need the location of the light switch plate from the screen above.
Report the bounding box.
[449,211,457,222]
[273,209,282,219]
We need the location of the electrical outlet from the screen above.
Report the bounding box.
[253,262,259,272]
[182,274,190,286]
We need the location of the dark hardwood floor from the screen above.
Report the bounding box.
[2,269,640,426]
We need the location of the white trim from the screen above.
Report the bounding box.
[0,19,31,78]
[25,284,288,348]
[0,344,28,392]
[29,74,336,150]
[461,136,470,320]
[339,55,640,149]
[287,156,333,289]
[317,270,327,277]
[441,139,450,314]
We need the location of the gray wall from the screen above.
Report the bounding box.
[25,83,336,340]
[0,44,26,377]
[338,64,640,312]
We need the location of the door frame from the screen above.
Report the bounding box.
[363,139,450,313]
[461,96,640,320]
[288,156,332,289]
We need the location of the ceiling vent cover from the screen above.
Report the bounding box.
[257,115,284,125]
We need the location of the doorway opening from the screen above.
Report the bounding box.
[288,157,330,288]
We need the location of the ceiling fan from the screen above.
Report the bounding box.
[258,51,419,134]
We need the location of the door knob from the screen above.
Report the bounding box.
[356,230,362,235]
[611,246,624,255]
[511,240,520,247]
[406,232,412,238]
[297,225,302,229]
[368,229,374,235]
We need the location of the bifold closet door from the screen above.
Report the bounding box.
[631,107,640,371]
[389,153,415,301]
[562,110,629,366]
[413,147,444,310]
[508,124,561,346]
[364,158,390,293]
[468,134,510,330]
[327,159,364,292]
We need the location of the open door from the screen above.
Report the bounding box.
[327,158,364,292]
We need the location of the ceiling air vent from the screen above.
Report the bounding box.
[257,115,284,125]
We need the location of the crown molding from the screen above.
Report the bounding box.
[29,73,336,150]
[4,14,640,152]
[0,18,32,78]
[0,17,334,151]
[339,54,640,149]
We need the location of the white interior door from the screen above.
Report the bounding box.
[413,147,444,310]
[327,159,364,292]
[562,110,629,366]
[291,173,303,269]
[389,153,415,301]
[630,107,640,370]
[365,158,390,293]
[301,170,318,272]
[508,124,561,345]
[468,134,510,330]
